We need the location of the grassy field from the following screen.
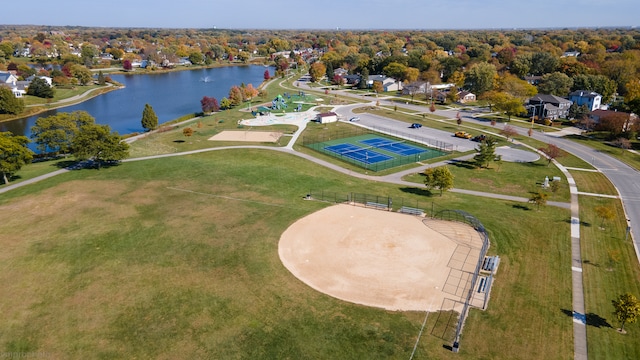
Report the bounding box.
[579,196,640,359]
[127,114,299,158]
[1,149,578,359]
[402,157,571,202]
[569,170,620,196]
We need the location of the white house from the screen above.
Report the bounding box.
[569,90,602,111]
[26,75,53,87]
[0,71,24,97]
[457,91,476,103]
[367,75,402,92]
[316,112,338,124]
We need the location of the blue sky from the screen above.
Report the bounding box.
[5,0,638,29]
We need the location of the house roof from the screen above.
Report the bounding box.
[368,75,388,82]
[529,94,571,105]
[569,90,601,98]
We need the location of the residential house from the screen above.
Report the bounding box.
[562,51,581,58]
[367,75,402,92]
[344,74,361,85]
[524,76,542,86]
[526,94,572,120]
[0,71,25,97]
[568,90,602,111]
[333,68,349,77]
[401,81,430,96]
[434,91,449,104]
[457,91,476,103]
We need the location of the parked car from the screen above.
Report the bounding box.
[349,117,360,122]
[410,123,422,129]
[471,134,487,142]
[454,131,472,139]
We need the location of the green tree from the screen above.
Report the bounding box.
[70,123,129,168]
[497,74,538,99]
[0,131,33,184]
[529,52,559,76]
[219,97,232,110]
[71,64,93,85]
[612,293,640,333]
[188,51,204,65]
[464,62,497,95]
[358,68,369,90]
[0,41,13,59]
[494,94,525,121]
[26,77,54,98]
[423,166,454,196]
[325,62,334,82]
[538,72,573,96]
[141,104,158,131]
[383,62,408,84]
[511,53,532,78]
[80,44,97,66]
[30,111,93,155]
[0,87,25,115]
[473,136,498,168]
[568,103,590,121]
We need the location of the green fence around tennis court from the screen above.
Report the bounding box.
[303,129,450,172]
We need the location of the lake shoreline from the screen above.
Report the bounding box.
[1,61,268,125]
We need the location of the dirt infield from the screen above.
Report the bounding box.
[278,204,482,311]
[208,130,282,142]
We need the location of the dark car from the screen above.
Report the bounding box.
[471,134,487,142]
[410,123,422,129]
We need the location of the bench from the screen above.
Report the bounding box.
[399,206,424,216]
[478,278,487,293]
[366,202,389,210]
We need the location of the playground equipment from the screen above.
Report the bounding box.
[271,94,288,110]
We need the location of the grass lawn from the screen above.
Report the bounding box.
[579,196,640,359]
[128,114,298,158]
[2,158,73,186]
[0,149,575,359]
[402,157,571,202]
[21,85,114,107]
[570,170,619,195]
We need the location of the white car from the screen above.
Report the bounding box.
[349,117,360,122]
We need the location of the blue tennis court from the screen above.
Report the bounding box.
[324,143,393,164]
[360,137,427,156]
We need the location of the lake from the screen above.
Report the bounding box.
[0,65,272,143]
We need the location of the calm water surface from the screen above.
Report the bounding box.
[1,65,272,144]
